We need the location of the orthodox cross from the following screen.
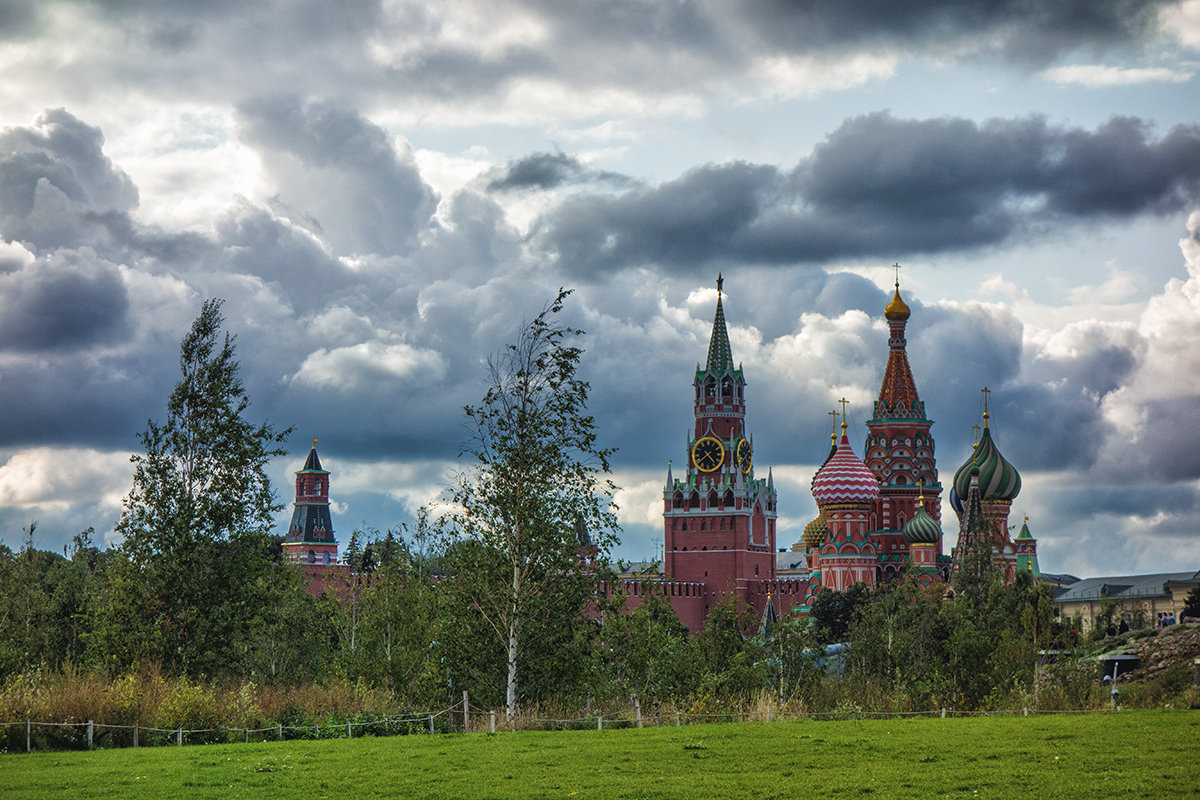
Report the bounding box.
[717,273,723,296]
[892,262,901,287]
[838,397,850,430]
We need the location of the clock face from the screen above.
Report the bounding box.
[691,436,725,472]
[736,438,753,473]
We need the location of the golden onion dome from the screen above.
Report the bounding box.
[884,283,910,321]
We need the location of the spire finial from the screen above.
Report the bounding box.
[313,437,319,448]
[838,397,849,433]
[893,262,901,288]
[828,409,839,443]
[972,423,980,447]
[717,273,723,297]
[918,478,925,505]
[981,386,991,429]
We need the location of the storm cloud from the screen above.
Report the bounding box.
[539,114,1200,276]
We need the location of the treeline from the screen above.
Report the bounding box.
[2,524,1183,722]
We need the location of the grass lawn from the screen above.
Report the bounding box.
[1,710,1196,799]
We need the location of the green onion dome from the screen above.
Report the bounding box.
[802,509,829,549]
[902,502,942,544]
[950,419,1020,513]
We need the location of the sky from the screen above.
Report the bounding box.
[1,0,1199,579]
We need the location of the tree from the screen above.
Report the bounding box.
[1184,585,1200,620]
[447,289,619,719]
[99,299,291,676]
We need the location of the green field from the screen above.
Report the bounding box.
[2,711,1196,799]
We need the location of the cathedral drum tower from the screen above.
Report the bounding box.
[864,276,944,581]
[664,276,777,609]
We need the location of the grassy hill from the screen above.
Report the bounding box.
[2,710,1196,799]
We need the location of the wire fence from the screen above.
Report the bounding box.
[0,696,1126,755]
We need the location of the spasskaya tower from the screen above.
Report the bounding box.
[663,276,777,608]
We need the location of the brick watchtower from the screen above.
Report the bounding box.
[282,440,338,566]
[663,276,777,612]
[864,275,943,581]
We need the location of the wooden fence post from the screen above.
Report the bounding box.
[347,721,353,738]
[634,698,642,729]
[26,718,30,753]
[675,711,681,727]
[597,715,602,730]
[277,723,283,741]
[428,714,434,734]
[133,722,138,748]
[177,727,182,747]
[244,727,248,743]
[87,720,93,749]
[490,710,495,733]
[463,691,470,732]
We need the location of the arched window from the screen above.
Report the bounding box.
[673,491,684,509]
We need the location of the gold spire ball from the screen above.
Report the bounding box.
[884,263,910,321]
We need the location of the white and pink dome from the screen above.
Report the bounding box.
[812,432,880,506]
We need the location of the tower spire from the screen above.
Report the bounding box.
[705,275,733,375]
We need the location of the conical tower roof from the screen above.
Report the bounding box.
[299,443,327,473]
[1015,516,1034,541]
[705,274,734,376]
[874,282,924,420]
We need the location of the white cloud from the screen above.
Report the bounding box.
[288,341,448,391]
[0,447,131,511]
[1041,64,1194,87]
[749,51,899,100]
[1161,0,1200,52]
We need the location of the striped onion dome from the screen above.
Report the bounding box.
[802,509,829,549]
[812,431,880,506]
[902,501,941,544]
[950,422,1021,513]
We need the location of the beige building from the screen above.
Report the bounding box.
[1053,570,1199,631]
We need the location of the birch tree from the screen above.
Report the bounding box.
[448,289,618,720]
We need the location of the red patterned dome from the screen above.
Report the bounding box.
[812,431,880,506]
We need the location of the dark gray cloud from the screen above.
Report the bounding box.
[538,114,1200,276]
[0,109,138,253]
[0,249,130,352]
[235,96,438,256]
[8,1,1175,122]
[485,151,635,193]
[738,0,1172,66]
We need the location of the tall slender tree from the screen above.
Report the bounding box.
[99,299,291,675]
[447,289,618,719]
